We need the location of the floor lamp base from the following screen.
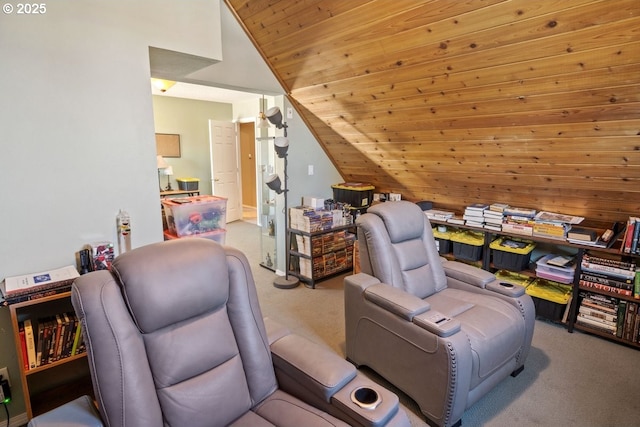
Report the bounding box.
[273,275,300,289]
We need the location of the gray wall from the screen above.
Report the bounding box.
[0,0,222,419]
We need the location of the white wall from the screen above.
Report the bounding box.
[0,0,221,417]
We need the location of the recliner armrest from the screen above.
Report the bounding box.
[443,260,495,288]
[412,311,461,337]
[270,334,357,403]
[264,316,291,345]
[364,283,430,321]
[486,279,526,297]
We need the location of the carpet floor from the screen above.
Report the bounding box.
[226,219,640,427]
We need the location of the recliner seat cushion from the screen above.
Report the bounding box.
[428,288,524,385]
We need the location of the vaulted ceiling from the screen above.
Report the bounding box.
[226,0,640,229]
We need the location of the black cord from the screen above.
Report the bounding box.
[2,402,8,427]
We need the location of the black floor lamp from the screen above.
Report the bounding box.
[265,106,299,289]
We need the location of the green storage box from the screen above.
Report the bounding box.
[490,237,536,271]
[495,269,535,287]
[432,227,454,255]
[450,230,484,261]
[526,278,572,321]
[176,177,199,191]
[331,183,374,207]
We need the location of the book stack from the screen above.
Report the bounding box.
[532,211,583,240]
[621,216,640,255]
[576,291,619,336]
[463,203,488,228]
[289,207,335,232]
[502,206,537,236]
[566,227,598,243]
[2,266,80,306]
[423,209,455,222]
[19,312,86,371]
[579,254,637,297]
[483,204,506,232]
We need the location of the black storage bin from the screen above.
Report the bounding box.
[331,183,374,208]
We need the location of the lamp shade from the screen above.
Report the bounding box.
[157,155,169,169]
[274,136,289,158]
[163,166,174,176]
[257,117,270,129]
[265,106,284,128]
[266,174,283,194]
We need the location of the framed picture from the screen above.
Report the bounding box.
[155,133,181,157]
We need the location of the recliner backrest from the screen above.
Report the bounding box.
[73,239,277,427]
[356,201,447,298]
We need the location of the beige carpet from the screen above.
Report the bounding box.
[226,220,640,427]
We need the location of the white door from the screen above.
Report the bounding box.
[209,120,241,222]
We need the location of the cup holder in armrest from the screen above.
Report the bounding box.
[350,386,382,410]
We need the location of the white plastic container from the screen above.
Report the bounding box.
[535,254,576,284]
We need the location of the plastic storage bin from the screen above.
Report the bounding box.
[450,230,484,261]
[176,177,200,191]
[535,254,576,284]
[163,229,226,244]
[432,227,453,255]
[331,183,374,208]
[525,278,572,321]
[495,270,535,288]
[162,195,227,237]
[490,237,536,271]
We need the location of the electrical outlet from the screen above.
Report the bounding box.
[0,367,10,387]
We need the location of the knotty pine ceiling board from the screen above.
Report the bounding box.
[226,0,640,229]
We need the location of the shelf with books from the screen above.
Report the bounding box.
[9,291,92,418]
[567,248,640,349]
[428,218,619,325]
[287,224,357,288]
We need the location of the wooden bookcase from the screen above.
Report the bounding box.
[8,292,93,419]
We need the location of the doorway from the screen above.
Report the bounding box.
[239,122,257,223]
[209,120,241,223]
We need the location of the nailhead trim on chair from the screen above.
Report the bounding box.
[443,341,458,426]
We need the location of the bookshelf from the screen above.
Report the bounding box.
[8,292,93,419]
[429,218,639,349]
[287,224,356,288]
[567,248,640,349]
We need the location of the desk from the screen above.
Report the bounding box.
[160,190,200,197]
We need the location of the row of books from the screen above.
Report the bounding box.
[621,216,640,255]
[295,246,354,279]
[1,265,80,306]
[289,207,351,233]
[425,203,587,241]
[577,291,640,343]
[19,312,86,371]
[292,231,355,257]
[580,253,639,298]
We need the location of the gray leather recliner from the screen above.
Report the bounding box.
[28,238,410,427]
[345,201,535,427]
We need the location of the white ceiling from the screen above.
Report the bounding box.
[151,81,263,104]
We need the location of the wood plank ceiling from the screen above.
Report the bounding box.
[226,0,640,229]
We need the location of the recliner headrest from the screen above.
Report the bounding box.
[367,201,425,242]
[111,239,229,333]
